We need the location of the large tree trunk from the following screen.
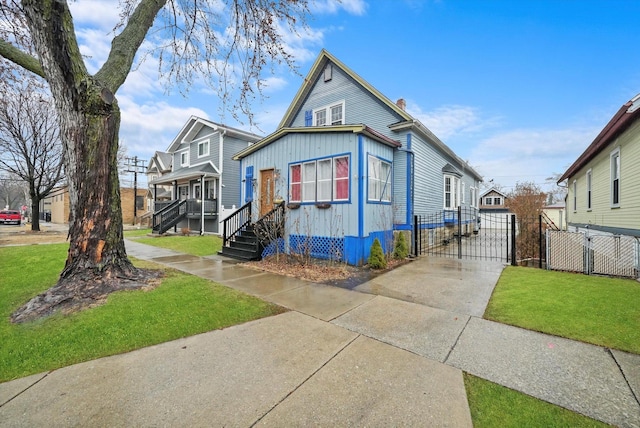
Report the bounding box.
[10,0,163,323]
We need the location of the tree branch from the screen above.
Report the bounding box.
[0,39,44,78]
[95,0,168,93]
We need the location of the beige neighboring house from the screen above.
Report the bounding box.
[558,93,640,237]
[43,186,148,225]
[543,201,567,230]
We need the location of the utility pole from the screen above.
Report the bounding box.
[123,156,147,225]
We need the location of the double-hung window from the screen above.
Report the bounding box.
[611,148,620,207]
[289,155,350,203]
[198,140,209,157]
[312,101,345,126]
[368,155,391,202]
[444,175,460,209]
[586,169,592,210]
[180,151,189,167]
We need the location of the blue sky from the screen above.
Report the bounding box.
[69,0,640,193]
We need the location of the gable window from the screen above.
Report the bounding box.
[484,197,493,206]
[180,151,189,167]
[493,197,502,205]
[198,140,209,158]
[289,155,350,203]
[368,155,391,202]
[586,169,592,210]
[312,101,345,126]
[444,175,460,209]
[611,148,620,207]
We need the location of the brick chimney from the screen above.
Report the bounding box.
[396,98,406,111]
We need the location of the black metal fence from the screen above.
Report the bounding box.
[413,207,550,267]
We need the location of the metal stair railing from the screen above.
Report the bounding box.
[222,202,252,248]
[253,202,285,246]
[152,199,187,234]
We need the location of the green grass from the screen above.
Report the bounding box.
[485,266,640,354]
[126,229,222,256]
[464,374,610,427]
[0,243,284,382]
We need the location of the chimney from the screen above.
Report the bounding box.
[396,98,406,111]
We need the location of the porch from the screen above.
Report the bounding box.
[152,198,218,234]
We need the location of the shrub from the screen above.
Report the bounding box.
[368,238,387,269]
[393,232,409,260]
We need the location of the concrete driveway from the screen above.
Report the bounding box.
[353,257,505,317]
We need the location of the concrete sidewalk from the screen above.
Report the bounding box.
[1,239,639,427]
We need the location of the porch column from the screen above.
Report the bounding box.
[153,184,157,210]
[173,180,178,233]
[200,175,205,235]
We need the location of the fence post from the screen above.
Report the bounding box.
[538,214,543,269]
[457,206,462,259]
[511,214,517,266]
[413,215,419,257]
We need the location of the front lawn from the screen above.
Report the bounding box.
[125,228,222,256]
[464,374,609,427]
[484,266,640,354]
[0,243,284,382]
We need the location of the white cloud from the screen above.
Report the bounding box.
[311,0,368,15]
[117,96,209,158]
[407,102,501,140]
[469,126,600,191]
[68,1,121,32]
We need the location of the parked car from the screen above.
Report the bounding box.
[0,210,21,225]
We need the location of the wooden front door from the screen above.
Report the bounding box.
[259,169,275,217]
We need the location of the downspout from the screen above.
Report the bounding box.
[358,135,365,263]
[218,129,226,213]
[200,174,205,235]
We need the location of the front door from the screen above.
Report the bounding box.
[260,169,275,216]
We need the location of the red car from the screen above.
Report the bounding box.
[0,210,21,225]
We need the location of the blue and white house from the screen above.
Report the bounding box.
[148,116,262,235]
[228,50,482,265]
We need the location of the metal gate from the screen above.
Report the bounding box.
[413,207,549,266]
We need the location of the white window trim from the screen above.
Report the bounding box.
[444,175,460,210]
[197,140,210,158]
[461,182,466,204]
[367,155,392,202]
[586,169,592,211]
[610,147,620,208]
[573,180,577,212]
[312,100,345,126]
[289,155,350,203]
[180,150,189,167]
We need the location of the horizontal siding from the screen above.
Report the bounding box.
[221,136,251,208]
[241,132,360,237]
[363,137,395,235]
[568,119,640,232]
[291,63,403,141]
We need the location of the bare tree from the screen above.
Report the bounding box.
[0,0,311,323]
[505,181,548,261]
[0,78,64,231]
[0,173,24,209]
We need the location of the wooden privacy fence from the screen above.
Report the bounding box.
[546,230,640,278]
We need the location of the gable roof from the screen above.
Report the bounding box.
[166,116,262,153]
[558,93,640,183]
[147,151,172,172]
[278,49,413,129]
[248,49,482,182]
[233,124,401,160]
[479,187,508,199]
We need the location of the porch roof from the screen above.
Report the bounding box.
[148,163,219,186]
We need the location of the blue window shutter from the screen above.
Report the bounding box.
[305,110,312,126]
[245,166,254,202]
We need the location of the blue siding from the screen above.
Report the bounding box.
[289,64,403,140]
